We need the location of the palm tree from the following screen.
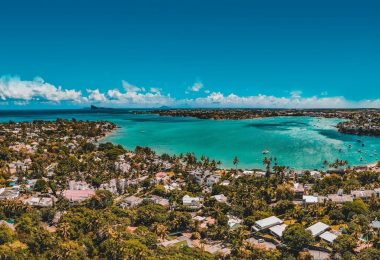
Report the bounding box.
[263,157,272,177]
[233,156,239,171]
[323,160,329,168]
[152,223,168,241]
[57,222,71,240]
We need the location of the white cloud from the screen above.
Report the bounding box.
[0,76,84,103]
[1,75,380,109]
[290,90,302,99]
[188,92,351,108]
[150,87,161,94]
[122,80,142,92]
[87,89,107,102]
[106,80,173,106]
[187,81,203,92]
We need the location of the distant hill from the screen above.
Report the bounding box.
[158,105,171,109]
[90,105,111,110]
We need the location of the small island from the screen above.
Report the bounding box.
[138,108,380,136]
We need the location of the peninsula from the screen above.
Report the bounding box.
[140,109,380,136]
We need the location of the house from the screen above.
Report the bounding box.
[253,216,283,231]
[204,243,231,256]
[100,178,128,194]
[147,195,170,207]
[302,195,319,204]
[192,216,216,229]
[164,182,181,191]
[189,170,208,185]
[306,222,330,237]
[193,216,206,222]
[269,224,288,238]
[211,194,228,203]
[62,190,95,203]
[68,180,93,191]
[319,231,338,244]
[327,189,353,203]
[159,236,193,248]
[309,171,322,179]
[227,215,242,229]
[243,170,254,175]
[206,174,220,187]
[121,196,144,208]
[155,172,170,184]
[371,218,380,229]
[351,189,377,200]
[182,195,203,209]
[0,188,20,200]
[115,161,131,173]
[27,179,38,190]
[221,180,230,186]
[24,197,54,207]
[254,171,266,177]
[292,183,305,198]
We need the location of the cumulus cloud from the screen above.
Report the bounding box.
[86,89,107,102]
[107,87,173,106]
[1,75,380,108]
[188,92,351,108]
[187,81,203,92]
[290,90,302,99]
[0,76,83,103]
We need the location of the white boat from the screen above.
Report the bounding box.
[262,150,270,154]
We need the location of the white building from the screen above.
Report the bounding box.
[319,231,337,243]
[306,222,330,237]
[206,174,220,187]
[182,195,203,209]
[253,216,283,231]
[24,197,54,207]
[212,194,228,203]
[227,215,242,229]
[269,224,288,238]
[121,196,143,208]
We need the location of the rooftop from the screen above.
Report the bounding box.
[307,222,330,237]
[319,231,338,243]
[254,216,283,230]
[269,224,287,238]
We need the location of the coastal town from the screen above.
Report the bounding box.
[1,119,380,259]
[143,109,380,136]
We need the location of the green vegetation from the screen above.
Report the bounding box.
[1,119,380,259]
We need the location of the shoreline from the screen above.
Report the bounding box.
[102,122,380,172]
[96,125,121,143]
[141,109,380,137]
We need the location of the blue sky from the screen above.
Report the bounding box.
[0,0,379,108]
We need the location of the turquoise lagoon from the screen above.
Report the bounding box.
[1,110,380,170]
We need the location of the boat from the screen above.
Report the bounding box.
[358,149,362,153]
[262,150,270,155]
